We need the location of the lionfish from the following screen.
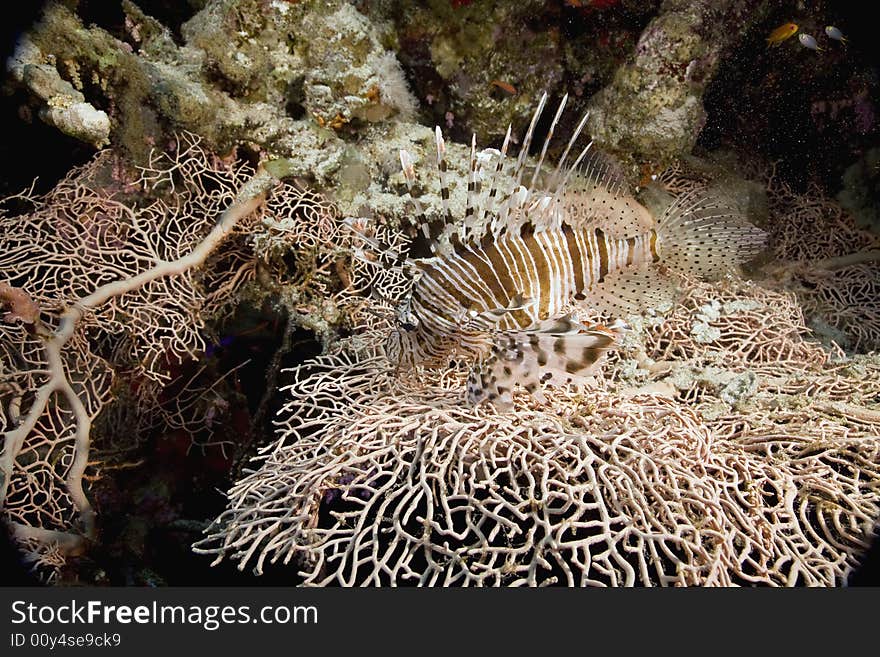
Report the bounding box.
[348,94,766,408]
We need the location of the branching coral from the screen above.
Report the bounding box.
[655,156,880,353]
[197,331,879,585]
[0,135,275,573]
[196,247,880,586]
[757,164,880,352]
[643,279,829,372]
[194,143,880,586]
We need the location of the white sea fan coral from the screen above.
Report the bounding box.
[194,107,880,588]
[762,166,880,353]
[0,134,273,573]
[668,157,880,353]
[196,267,880,586]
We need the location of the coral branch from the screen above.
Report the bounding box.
[1,142,273,564]
[813,249,880,270]
[60,190,268,346]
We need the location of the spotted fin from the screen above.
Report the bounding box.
[586,267,680,319]
[561,178,655,239]
[539,149,655,238]
[467,322,623,408]
[656,189,767,279]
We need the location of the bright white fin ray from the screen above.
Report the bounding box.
[481,126,513,227]
[514,91,549,191]
[404,93,644,252]
[657,189,767,279]
[462,293,536,332]
[463,134,479,232]
[550,106,592,192]
[529,93,568,191]
[399,150,432,239]
[539,148,653,237]
[434,127,453,226]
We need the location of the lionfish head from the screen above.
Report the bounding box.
[382,298,420,370]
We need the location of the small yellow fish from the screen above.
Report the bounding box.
[766,22,799,46]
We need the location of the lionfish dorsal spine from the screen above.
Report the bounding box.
[463,134,480,243]
[550,106,591,198]
[529,92,568,192]
[513,91,548,192]
[399,149,431,239]
[482,124,513,229]
[434,126,453,227]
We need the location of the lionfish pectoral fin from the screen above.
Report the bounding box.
[585,267,680,319]
[507,292,534,311]
[466,294,536,329]
[533,313,581,334]
[467,324,622,408]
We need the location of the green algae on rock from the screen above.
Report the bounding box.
[587,0,772,172]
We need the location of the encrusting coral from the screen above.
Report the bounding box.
[2,0,879,586]
[8,0,418,188]
[586,0,773,170]
[195,246,880,586]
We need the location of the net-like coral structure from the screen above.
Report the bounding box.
[6,129,877,585]
[197,216,880,586]
[747,162,880,353]
[0,135,288,576]
[656,157,880,354]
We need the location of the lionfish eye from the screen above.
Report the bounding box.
[400,321,418,332]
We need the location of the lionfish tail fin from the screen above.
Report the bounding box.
[467,320,624,408]
[657,189,767,279]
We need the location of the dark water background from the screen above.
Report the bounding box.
[1,0,878,586]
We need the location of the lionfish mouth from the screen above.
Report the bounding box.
[348,92,765,408]
[385,327,419,370]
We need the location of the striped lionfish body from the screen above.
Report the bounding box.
[349,94,766,408]
[410,225,657,353]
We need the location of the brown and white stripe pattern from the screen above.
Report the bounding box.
[350,93,764,406]
[405,224,660,364]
